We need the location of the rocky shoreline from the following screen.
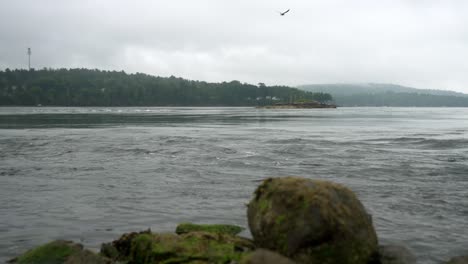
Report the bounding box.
[9,177,466,264]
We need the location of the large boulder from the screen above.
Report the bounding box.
[247,177,379,264]
[9,240,108,264]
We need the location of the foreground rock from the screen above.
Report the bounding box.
[9,240,108,264]
[100,229,152,261]
[247,177,379,264]
[14,177,460,264]
[101,228,255,263]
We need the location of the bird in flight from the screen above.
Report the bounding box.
[279,9,290,16]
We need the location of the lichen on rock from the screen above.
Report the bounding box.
[247,176,379,264]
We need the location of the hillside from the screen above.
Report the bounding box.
[299,83,468,107]
[0,68,332,106]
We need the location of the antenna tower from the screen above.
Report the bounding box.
[27,48,31,70]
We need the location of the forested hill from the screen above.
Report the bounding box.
[299,83,468,107]
[0,68,332,106]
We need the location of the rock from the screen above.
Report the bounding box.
[175,222,244,236]
[133,231,255,263]
[64,250,109,264]
[446,255,468,264]
[247,177,379,264]
[9,240,108,264]
[240,249,296,264]
[100,229,151,261]
[99,243,119,260]
[379,244,416,264]
[102,229,255,263]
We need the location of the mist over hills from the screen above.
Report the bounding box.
[299,83,468,107]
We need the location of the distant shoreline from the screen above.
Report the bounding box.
[256,102,337,109]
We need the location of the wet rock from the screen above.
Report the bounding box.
[100,229,151,261]
[379,244,416,264]
[99,243,119,260]
[9,240,108,264]
[175,222,244,236]
[446,255,468,264]
[240,248,296,264]
[247,177,379,264]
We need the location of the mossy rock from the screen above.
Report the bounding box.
[102,229,254,264]
[100,229,151,262]
[247,177,379,264]
[9,240,108,264]
[175,223,244,236]
[132,231,255,264]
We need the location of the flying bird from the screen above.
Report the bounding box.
[279,9,290,16]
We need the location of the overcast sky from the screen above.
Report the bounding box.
[1,0,467,92]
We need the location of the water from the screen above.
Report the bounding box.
[0,107,467,263]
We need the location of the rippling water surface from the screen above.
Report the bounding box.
[0,107,467,263]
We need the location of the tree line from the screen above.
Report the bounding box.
[0,68,333,106]
[300,83,468,107]
[333,92,468,107]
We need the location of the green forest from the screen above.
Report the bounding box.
[0,68,332,106]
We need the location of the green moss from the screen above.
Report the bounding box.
[131,234,155,264]
[127,231,253,264]
[14,240,81,264]
[275,214,286,225]
[258,199,270,214]
[175,223,244,236]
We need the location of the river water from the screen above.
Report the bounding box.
[0,107,467,263]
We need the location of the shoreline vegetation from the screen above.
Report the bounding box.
[2,68,467,107]
[0,68,332,107]
[9,177,465,264]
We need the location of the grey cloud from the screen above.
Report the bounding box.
[0,0,467,92]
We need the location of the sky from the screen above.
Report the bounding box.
[0,0,467,92]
